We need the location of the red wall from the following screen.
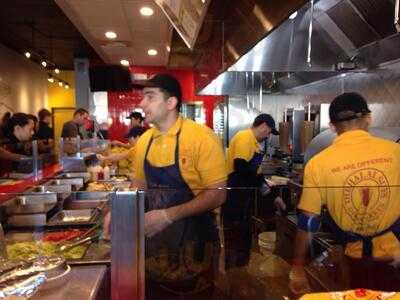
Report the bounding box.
[107,66,224,141]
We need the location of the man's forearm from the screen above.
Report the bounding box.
[166,181,227,222]
[293,229,312,266]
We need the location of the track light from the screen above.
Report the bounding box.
[41,61,47,68]
[58,81,63,87]
[25,51,31,58]
[47,74,54,83]
[64,84,70,89]
[54,68,60,74]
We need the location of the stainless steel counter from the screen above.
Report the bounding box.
[33,265,108,300]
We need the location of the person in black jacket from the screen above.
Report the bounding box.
[36,109,54,141]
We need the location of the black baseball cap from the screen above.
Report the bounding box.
[126,111,144,121]
[132,73,182,104]
[125,126,146,138]
[329,92,371,123]
[253,114,279,135]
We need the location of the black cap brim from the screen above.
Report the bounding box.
[132,80,158,90]
[271,128,279,135]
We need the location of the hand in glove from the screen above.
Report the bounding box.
[145,209,173,237]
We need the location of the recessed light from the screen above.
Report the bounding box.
[120,59,130,66]
[41,61,47,68]
[289,11,298,20]
[54,68,60,74]
[166,46,171,52]
[105,31,117,39]
[140,6,154,16]
[148,49,158,56]
[25,51,31,58]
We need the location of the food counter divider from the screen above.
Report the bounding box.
[1,188,145,300]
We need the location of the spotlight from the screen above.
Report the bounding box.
[54,68,60,74]
[25,51,31,58]
[47,75,54,83]
[64,83,70,89]
[41,61,47,68]
[58,81,63,87]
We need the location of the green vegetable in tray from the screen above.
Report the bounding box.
[7,241,87,260]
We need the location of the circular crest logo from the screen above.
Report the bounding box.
[342,168,390,231]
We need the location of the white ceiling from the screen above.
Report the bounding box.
[55,0,173,66]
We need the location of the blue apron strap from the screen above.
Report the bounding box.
[324,212,400,258]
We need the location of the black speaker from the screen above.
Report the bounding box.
[89,65,132,92]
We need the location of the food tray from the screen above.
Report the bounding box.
[47,209,98,226]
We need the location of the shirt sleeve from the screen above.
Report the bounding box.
[133,134,149,182]
[297,159,323,215]
[195,130,227,187]
[128,146,136,174]
[231,133,255,162]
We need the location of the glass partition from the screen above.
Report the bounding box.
[0,152,398,300]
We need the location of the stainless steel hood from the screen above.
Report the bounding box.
[199,0,400,95]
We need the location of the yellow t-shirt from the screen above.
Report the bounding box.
[226,128,261,174]
[127,145,136,175]
[134,116,227,194]
[298,130,400,258]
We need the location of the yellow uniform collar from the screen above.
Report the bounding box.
[333,129,370,145]
[152,116,183,138]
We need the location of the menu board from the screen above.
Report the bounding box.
[155,0,210,49]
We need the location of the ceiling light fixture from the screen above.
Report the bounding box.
[105,31,117,39]
[47,75,54,83]
[54,68,60,74]
[140,7,154,16]
[41,61,47,68]
[289,11,298,20]
[166,46,171,52]
[147,49,158,56]
[120,59,130,66]
[65,84,70,89]
[58,81,64,87]
[201,0,206,3]
[25,51,31,58]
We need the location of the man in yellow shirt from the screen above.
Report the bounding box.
[104,73,227,297]
[290,93,400,293]
[223,114,278,267]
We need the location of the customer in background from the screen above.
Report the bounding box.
[222,113,279,268]
[0,113,34,176]
[27,114,38,139]
[61,108,89,139]
[111,111,145,149]
[36,109,54,141]
[127,111,144,128]
[289,93,400,294]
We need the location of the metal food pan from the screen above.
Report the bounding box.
[47,209,98,226]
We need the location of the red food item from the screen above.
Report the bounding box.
[43,229,84,242]
[355,288,367,298]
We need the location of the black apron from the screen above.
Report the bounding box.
[144,129,218,296]
[223,150,265,221]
